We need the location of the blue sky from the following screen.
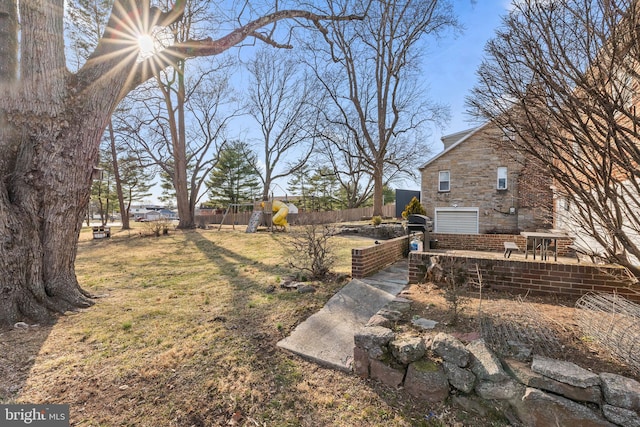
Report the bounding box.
[423,0,510,152]
[145,1,513,203]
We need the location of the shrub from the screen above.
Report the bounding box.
[441,258,470,325]
[371,215,382,226]
[402,196,426,219]
[286,224,337,280]
[143,219,172,237]
[422,255,470,325]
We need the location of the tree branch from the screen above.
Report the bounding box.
[120,10,362,100]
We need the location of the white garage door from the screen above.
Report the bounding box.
[435,209,479,234]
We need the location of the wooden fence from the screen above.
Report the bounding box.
[196,204,397,227]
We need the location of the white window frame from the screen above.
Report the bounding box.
[614,68,635,111]
[497,167,508,190]
[438,170,450,192]
[501,127,515,142]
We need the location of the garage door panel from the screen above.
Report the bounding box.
[435,210,478,234]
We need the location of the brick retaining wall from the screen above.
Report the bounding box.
[408,252,639,302]
[431,233,573,256]
[351,236,409,279]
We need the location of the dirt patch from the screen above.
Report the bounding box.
[403,282,640,382]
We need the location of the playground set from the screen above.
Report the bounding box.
[217,200,292,233]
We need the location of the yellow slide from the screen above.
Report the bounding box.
[271,200,289,228]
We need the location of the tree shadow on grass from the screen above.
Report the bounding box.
[0,324,54,403]
[182,231,432,426]
[182,231,381,425]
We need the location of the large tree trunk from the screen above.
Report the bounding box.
[108,121,130,230]
[372,161,384,217]
[173,66,196,230]
[0,107,106,324]
[0,0,133,325]
[0,0,357,325]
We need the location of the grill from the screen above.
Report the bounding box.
[407,214,433,251]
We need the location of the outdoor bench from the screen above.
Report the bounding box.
[503,241,519,258]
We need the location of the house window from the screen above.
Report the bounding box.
[439,171,450,192]
[497,167,507,190]
[501,127,515,142]
[613,67,635,112]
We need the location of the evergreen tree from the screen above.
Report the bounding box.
[90,152,119,226]
[287,166,311,211]
[307,167,339,211]
[402,196,426,219]
[206,141,261,207]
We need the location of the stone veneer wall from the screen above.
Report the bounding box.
[354,298,640,426]
[420,124,553,233]
[351,235,408,279]
[408,251,640,303]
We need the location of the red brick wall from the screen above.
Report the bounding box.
[352,236,409,278]
[431,233,573,256]
[408,252,639,302]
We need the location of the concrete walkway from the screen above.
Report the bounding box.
[277,260,408,371]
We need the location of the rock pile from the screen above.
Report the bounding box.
[354,299,640,427]
[338,224,406,240]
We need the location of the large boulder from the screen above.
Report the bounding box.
[512,388,615,427]
[602,404,640,427]
[354,326,395,360]
[531,355,600,388]
[442,360,476,394]
[432,332,470,367]
[404,360,449,402]
[390,335,426,365]
[504,358,602,404]
[475,379,525,401]
[600,372,640,412]
[467,339,509,382]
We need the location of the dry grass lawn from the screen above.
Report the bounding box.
[1,224,472,427]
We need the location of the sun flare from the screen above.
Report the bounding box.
[137,34,156,57]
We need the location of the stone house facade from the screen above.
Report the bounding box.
[419,122,553,234]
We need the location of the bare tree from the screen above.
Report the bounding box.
[308,0,457,216]
[102,113,155,225]
[105,119,134,229]
[315,127,374,208]
[468,0,640,278]
[0,0,360,325]
[129,0,243,229]
[122,61,238,228]
[246,48,320,200]
[67,0,138,229]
